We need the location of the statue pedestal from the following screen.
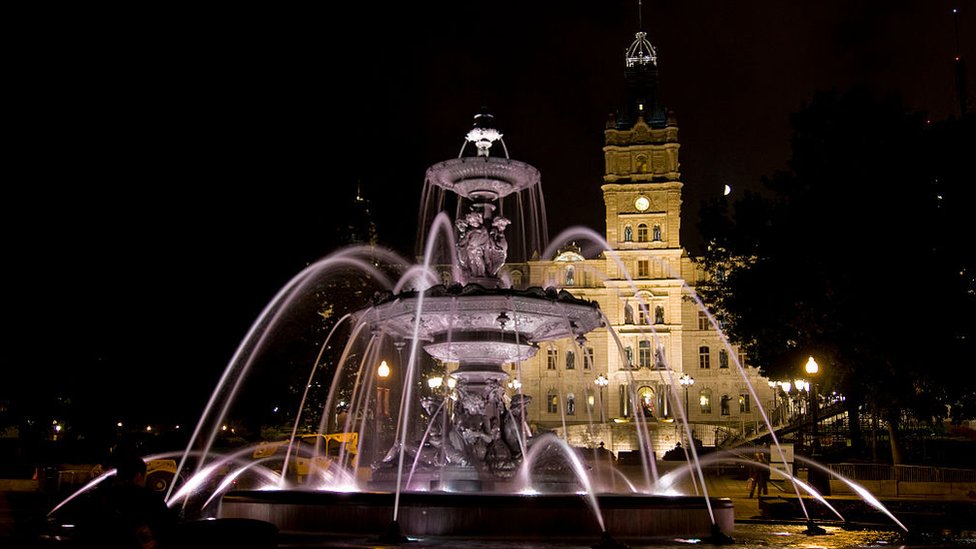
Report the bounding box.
[434,465,483,492]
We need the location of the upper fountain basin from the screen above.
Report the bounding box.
[425,157,540,200]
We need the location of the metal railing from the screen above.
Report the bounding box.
[829,463,976,483]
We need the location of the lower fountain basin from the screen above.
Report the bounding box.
[218,490,733,540]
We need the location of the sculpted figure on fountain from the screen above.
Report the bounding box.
[456,205,511,280]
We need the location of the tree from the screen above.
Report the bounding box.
[698,89,975,463]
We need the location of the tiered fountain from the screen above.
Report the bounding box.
[215,113,734,542]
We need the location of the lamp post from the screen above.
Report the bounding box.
[805,356,820,453]
[375,360,391,461]
[594,374,609,423]
[679,374,695,421]
[780,381,792,421]
[768,380,779,425]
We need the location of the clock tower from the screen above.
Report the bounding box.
[602,31,682,256]
[516,23,774,447]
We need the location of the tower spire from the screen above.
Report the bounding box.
[638,0,643,31]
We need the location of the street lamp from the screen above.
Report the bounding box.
[594,374,609,423]
[375,360,393,462]
[805,356,821,453]
[679,374,695,421]
[768,380,779,425]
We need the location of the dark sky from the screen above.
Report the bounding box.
[5,2,973,424]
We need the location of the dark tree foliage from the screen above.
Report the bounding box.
[697,90,975,461]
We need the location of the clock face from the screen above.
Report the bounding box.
[634,196,650,211]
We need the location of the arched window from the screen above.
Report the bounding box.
[699,389,712,414]
[565,265,575,286]
[511,270,523,288]
[637,386,654,417]
[636,155,649,173]
[637,224,648,242]
[739,394,750,413]
[652,224,662,241]
[623,226,633,242]
[638,340,652,368]
[719,349,729,369]
[547,391,559,414]
[566,350,575,370]
[699,346,710,369]
[654,305,665,324]
[566,394,576,416]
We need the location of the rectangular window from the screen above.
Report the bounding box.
[638,306,647,325]
[637,260,649,277]
[547,393,558,414]
[547,348,557,370]
[697,310,710,330]
[738,351,746,368]
[624,346,634,369]
[583,347,594,370]
[638,340,652,368]
[699,346,710,369]
[739,394,750,413]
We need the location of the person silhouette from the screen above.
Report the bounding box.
[81,454,177,548]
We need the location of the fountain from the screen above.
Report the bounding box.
[208,112,735,543]
[44,110,929,547]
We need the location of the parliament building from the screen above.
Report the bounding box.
[500,30,774,453]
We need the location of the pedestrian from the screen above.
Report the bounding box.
[756,452,770,496]
[746,455,759,498]
[79,454,177,548]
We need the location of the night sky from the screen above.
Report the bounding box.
[5,2,973,426]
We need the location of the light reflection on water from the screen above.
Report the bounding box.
[278,523,975,548]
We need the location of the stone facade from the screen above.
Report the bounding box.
[499,114,773,455]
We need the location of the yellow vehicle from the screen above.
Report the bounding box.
[145,458,179,492]
[252,433,358,482]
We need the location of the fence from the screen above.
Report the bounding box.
[830,463,976,483]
